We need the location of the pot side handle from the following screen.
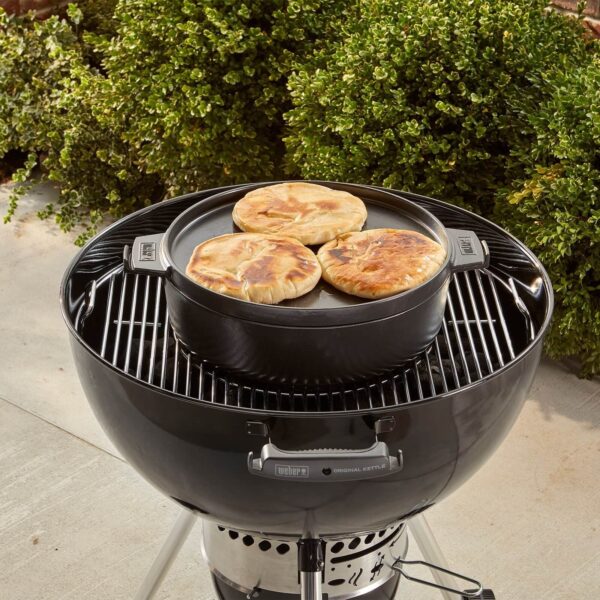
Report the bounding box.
[124,233,168,276]
[248,441,403,482]
[446,228,490,273]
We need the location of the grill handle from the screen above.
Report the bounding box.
[391,558,484,598]
[247,441,403,482]
[125,234,168,276]
[447,229,490,273]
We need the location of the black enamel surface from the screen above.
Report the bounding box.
[70,336,542,535]
[61,184,552,536]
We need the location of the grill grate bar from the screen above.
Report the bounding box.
[185,354,192,397]
[462,272,494,374]
[135,276,151,380]
[172,335,180,393]
[446,292,471,384]
[452,275,483,380]
[413,361,424,400]
[433,338,449,393]
[487,272,516,360]
[112,273,128,366]
[160,304,169,389]
[377,382,386,407]
[402,370,411,403]
[367,385,374,409]
[81,265,534,412]
[440,319,461,388]
[219,379,229,404]
[391,376,401,405]
[424,351,437,397]
[198,361,205,402]
[123,274,139,374]
[210,369,217,404]
[100,274,115,359]
[474,271,505,368]
[147,278,162,383]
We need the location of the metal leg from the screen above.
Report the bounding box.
[298,539,325,600]
[300,572,323,600]
[409,513,457,600]
[134,509,197,600]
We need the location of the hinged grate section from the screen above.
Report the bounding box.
[77,266,534,412]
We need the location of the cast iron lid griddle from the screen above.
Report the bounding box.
[162,181,456,325]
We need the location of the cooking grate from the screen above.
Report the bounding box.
[76,264,534,412]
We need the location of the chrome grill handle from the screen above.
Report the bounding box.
[78,280,97,329]
[391,557,483,598]
[248,440,403,482]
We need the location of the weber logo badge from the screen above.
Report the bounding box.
[275,464,309,478]
[139,242,156,262]
[458,236,475,255]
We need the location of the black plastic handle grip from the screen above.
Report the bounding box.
[447,228,490,272]
[247,441,403,482]
[125,233,168,276]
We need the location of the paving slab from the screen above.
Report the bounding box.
[0,397,213,600]
[423,362,600,600]
[0,183,117,457]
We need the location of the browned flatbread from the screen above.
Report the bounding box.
[232,182,367,245]
[185,233,321,304]
[317,229,446,299]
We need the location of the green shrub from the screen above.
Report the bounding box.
[79,0,118,38]
[285,0,600,375]
[1,1,354,241]
[77,0,119,66]
[497,59,600,376]
[92,0,354,194]
[0,2,117,170]
[285,0,592,210]
[0,9,79,165]
[0,7,162,243]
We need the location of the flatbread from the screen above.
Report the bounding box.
[185,233,321,304]
[317,229,446,299]
[232,182,367,245]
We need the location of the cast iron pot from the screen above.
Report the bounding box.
[125,181,489,384]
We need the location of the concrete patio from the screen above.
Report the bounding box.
[1,184,599,600]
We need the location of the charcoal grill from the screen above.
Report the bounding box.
[61,185,552,600]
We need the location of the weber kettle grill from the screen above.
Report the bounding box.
[61,184,552,599]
